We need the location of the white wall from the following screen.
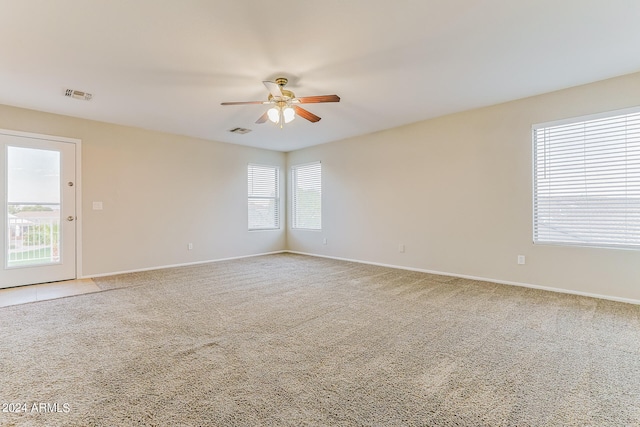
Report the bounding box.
[287,71,640,302]
[0,104,286,277]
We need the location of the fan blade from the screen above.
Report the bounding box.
[263,81,283,98]
[295,95,340,104]
[256,111,269,124]
[221,101,268,105]
[294,106,321,123]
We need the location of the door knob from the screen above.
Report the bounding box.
[67,216,75,221]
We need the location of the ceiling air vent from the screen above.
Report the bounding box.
[64,89,92,101]
[229,127,252,134]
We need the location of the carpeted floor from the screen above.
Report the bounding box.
[1,253,639,426]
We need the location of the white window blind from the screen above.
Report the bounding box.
[533,109,640,249]
[292,161,321,230]
[248,164,279,230]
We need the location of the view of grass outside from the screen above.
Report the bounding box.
[9,248,53,266]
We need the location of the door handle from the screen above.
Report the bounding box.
[67,216,75,222]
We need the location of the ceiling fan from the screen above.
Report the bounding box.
[221,77,340,127]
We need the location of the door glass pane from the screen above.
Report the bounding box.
[6,147,61,267]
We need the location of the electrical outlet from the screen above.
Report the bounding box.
[188,243,193,250]
[399,244,405,253]
[517,255,525,265]
[323,238,327,245]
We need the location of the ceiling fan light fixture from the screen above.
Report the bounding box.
[283,106,295,123]
[221,77,340,126]
[267,107,280,123]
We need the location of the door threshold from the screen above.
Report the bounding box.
[0,279,99,308]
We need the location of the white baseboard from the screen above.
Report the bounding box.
[286,251,640,306]
[82,250,288,279]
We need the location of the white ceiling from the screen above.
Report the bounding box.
[1,1,640,152]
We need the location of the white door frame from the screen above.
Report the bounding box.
[0,128,82,285]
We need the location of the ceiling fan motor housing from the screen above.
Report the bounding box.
[268,89,295,102]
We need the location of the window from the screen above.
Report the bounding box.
[248,164,279,230]
[292,161,322,230]
[533,108,640,249]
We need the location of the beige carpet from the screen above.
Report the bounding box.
[1,253,639,426]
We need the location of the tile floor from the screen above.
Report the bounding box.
[0,279,100,308]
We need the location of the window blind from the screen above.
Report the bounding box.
[533,109,640,249]
[292,161,321,230]
[248,164,279,230]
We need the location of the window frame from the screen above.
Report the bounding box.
[532,106,640,250]
[291,161,322,231]
[247,163,280,231]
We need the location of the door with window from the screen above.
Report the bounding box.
[0,131,77,289]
